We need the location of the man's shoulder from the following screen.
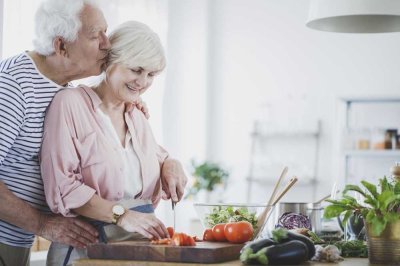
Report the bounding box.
[0,52,33,74]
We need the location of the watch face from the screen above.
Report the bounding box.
[112,205,125,215]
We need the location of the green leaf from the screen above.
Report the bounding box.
[380,177,392,193]
[394,181,400,195]
[342,209,353,225]
[324,205,350,218]
[368,216,387,236]
[385,212,400,223]
[382,194,400,210]
[361,180,378,199]
[343,184,367,198]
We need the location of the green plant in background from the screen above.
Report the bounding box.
[185,160,229,198]
[324,176,400,236]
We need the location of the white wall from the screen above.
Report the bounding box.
[166,0,400,206]
[0,0,3,58]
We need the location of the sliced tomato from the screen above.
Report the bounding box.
[203,228,215,241]
[224,221,254,244]
[167,226,174,238]
[187,235,196,246]
[193,236,201,242]
[172,233,196,246]
[212,223,227,242]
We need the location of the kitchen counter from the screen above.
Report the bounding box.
[74,258,374,266]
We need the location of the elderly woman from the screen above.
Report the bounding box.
[41,21,177,265]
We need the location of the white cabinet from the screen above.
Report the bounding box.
[339,97,400,184]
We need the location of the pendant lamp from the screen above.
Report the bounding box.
[306,0,400,33]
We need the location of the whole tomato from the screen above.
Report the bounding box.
[212,223,227,242]
[224,221,254,244]
[203,228,215,241]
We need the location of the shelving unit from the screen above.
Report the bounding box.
[246,120,321,202]
[340,97,400,183]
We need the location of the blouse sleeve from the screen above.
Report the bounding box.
[40,90,95,217]
[156,144,169,168]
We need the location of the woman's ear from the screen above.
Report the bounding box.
[53,37,67,56]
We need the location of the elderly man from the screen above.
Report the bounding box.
[0,0,186,265]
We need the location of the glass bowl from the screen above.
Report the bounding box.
[193,202,275,239]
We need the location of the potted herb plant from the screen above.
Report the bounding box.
[185,160,229,202]
[324,177,400,264]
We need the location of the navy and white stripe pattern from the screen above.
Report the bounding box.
[0,52,62,247]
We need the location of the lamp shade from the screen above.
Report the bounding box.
[306,0,400,33]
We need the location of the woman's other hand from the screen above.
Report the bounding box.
[118,210,169,239]
[135,98,150,119]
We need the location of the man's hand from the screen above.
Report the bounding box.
[136,99,150,119]
[38,214,98,248]
[161,158,188,202]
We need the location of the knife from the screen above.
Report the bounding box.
[171,200,176,233]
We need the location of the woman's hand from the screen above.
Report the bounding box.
[135,98,150,119]
[118,210,169,239]
[161,158,188,202]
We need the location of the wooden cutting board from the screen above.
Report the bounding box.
[87,241,244,263]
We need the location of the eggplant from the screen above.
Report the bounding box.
[247,240,309,265]
[284,231,315,259]
[241,238,277,254]
[240,238,277,265]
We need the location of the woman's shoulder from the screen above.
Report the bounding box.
[51,86,90,110]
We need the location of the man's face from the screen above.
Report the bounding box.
[65,5,110,78]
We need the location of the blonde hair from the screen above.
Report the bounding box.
[108,21,166,72]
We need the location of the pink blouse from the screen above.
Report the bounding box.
[40,86,168,217]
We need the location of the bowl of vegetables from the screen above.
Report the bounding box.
[193,203,276,243]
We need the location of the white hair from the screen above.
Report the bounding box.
[108,21,166,72]
[33,0,98,55]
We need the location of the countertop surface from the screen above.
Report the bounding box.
[73,258,373,266]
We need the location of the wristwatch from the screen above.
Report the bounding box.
[111,204,126,225]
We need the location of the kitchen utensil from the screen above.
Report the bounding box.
[171,200,176,232]
[254,176,298,239]
[253,167,288,237]
[87,241,244,263]
[271,176,298,205]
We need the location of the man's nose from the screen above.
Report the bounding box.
[100,32,111,50]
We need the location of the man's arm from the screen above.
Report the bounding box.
[160,158,188,202]
[0,181,98,248]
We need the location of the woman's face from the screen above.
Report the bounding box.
[105,64,158,104]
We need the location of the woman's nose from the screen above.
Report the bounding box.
[135,75,148,88]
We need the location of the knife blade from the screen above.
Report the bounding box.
[171,200,176,233]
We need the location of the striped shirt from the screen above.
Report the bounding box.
[0,52,63,247]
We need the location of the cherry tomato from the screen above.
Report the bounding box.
[203,228,215,241]
[167,227,174,238]
[224,221,254,244]
[212,223,227,242]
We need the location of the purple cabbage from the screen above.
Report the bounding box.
[275,212,312,230]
